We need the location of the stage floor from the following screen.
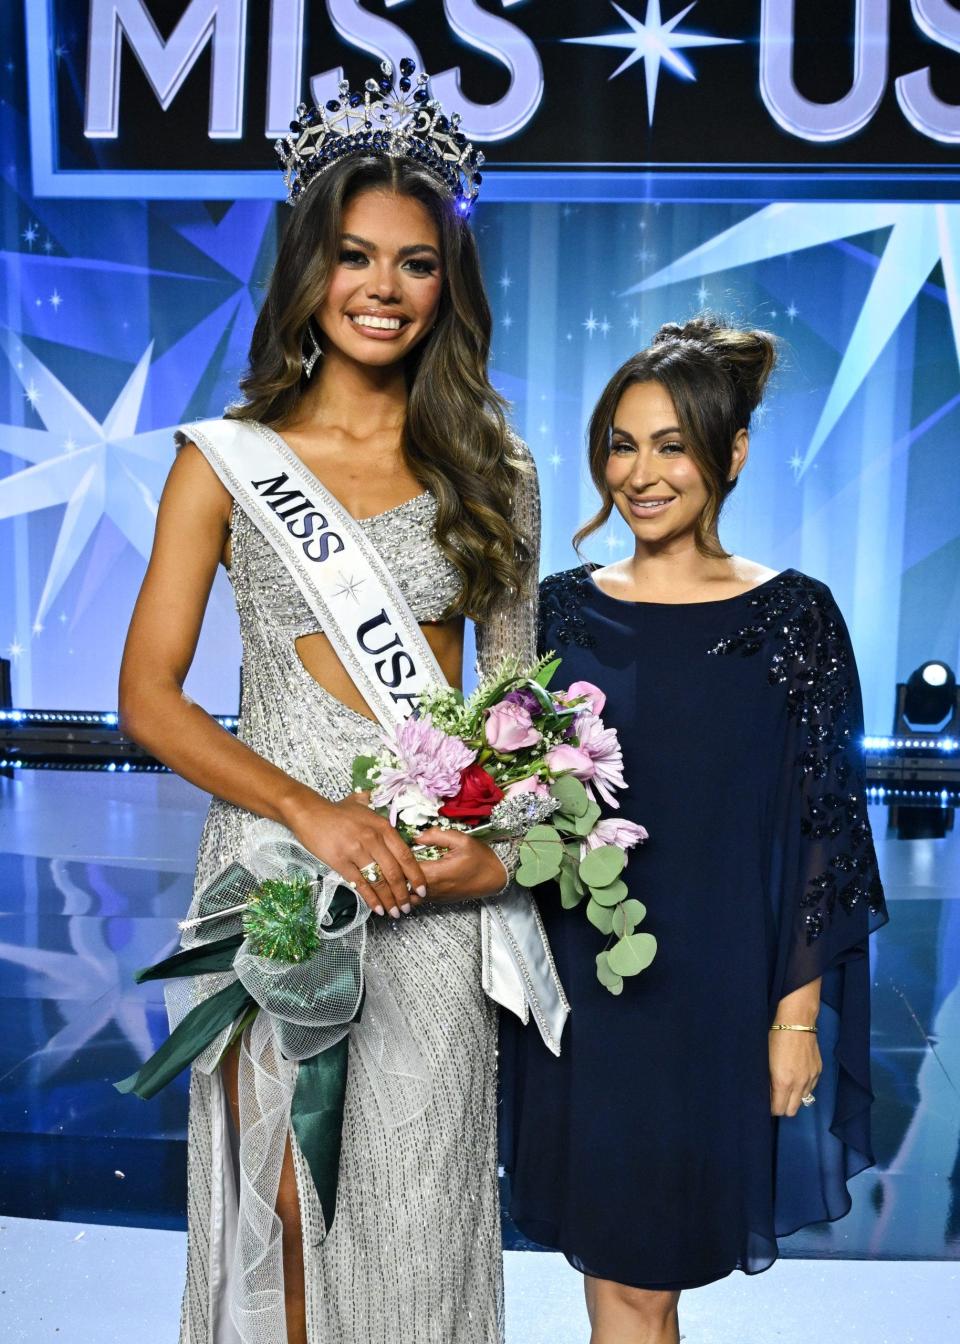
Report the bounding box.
[1,1215,954,1344]
[2,770,960,1263]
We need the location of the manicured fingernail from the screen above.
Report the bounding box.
[415,885,427,899]
[400,903,412,915]
[374,904,385,917]
[388,907,401,919]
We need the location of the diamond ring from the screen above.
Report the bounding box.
[800,1092,816,1107]
[360,862,382,884]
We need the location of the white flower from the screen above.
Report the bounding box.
[395,784,442,829]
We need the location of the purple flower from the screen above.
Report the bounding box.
[371,715,476,824]
[580,817,649,862]
[569,711,627,808]
[502,688,541,716]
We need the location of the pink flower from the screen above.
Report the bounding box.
[545,744,594,779]
[485,699,542,751]
[372,715,476,824]
[565,680,607,717]
[571,711,627,808]
[581,817,648,862]
[505,775,551,799]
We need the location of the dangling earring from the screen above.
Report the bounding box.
[302,320,323,378]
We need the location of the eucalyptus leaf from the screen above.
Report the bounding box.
[607,932,658,978]
[558,861,584,910]
[612,898,647,938]
[587,877,628,908]
[554,815,584,836]
[571,800,603,836]
[595,950,624,996]
[579,844,626,888]
[586,897,615,934]
[549,774,589,819]
[517,826,564,883]
[515,862,546,889]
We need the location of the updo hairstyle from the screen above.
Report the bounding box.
[574,316,778,558]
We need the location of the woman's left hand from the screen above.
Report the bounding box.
[769,1032,822,1117]
[412,828,509,904]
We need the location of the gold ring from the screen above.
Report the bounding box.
[800,1092,816,1107]
[360,862,381,884]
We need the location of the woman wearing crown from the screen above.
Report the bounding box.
[118,61,561,1344]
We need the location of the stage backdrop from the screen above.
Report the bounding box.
[2,0,960,1257]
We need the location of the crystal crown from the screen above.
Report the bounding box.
[276,58,484,213]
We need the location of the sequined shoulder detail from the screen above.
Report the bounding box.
[538,567,596,654]
[707,572,844,748]
[709,570,885,942]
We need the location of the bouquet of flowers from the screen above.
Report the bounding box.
[352,655,656,994]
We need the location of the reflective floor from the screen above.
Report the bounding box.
[1,770,958,1259]
[1,1217,955,1344]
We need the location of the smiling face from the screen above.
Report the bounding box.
[605,379,747,548]
[314,188,444,368]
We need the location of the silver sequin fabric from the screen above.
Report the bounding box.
[178,436,540,1344]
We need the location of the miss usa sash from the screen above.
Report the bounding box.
[184,418,568,1055]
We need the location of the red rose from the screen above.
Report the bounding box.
[439,764,504,825]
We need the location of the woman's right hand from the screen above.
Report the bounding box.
[283,789,428,918]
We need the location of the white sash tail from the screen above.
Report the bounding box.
[185,418,568,1055]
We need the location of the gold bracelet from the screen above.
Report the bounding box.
[770,1023,818,1033]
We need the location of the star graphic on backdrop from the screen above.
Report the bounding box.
[599,317,612,335]
[0,332,175,624]
[549,451,565,469]
[583,311,599,336]
[21,222,37,248]
[628,311,642,333]
[331,574,365,603]
[501,313,514,329]
[0,860,173,1088]
[786,302,799,321]
[626,203,960,475]
[788,453,804,475]
[499,271,512,292]
[49,289,62,311]
[603,532,626,551]
[565,1,741,124]
[7,640,23,659]
[696,281,710,305]
[538,421,549,434]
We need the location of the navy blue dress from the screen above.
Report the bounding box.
[500,566,888,1289]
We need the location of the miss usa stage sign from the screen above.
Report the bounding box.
[25,0,960,202]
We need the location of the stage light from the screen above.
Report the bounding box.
[900,661,958,734]
[876,659,960,838]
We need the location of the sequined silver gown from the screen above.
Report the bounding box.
[178,441,539,1344]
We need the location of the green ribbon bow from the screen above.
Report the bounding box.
[116,884,363,1236]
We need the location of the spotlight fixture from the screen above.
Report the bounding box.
[900,661,958,735]
[867,659,960,839]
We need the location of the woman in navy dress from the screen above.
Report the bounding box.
[500,318,888,1343]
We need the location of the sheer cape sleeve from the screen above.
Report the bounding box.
[474,433,541,880]
[763,577,888,1233]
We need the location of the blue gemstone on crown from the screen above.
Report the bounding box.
[276,58,483,215]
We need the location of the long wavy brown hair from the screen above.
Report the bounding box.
[228,156,530,622]
[574,316,777,560]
